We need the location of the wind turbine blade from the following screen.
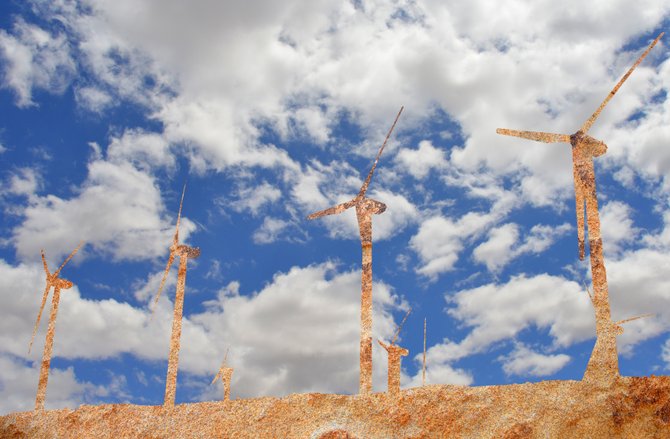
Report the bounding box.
[574,163,586,261]
[307,199,356,220]
[41,250,50,276]
[496,128,570,143]
[53,241,84,278]
[150,252,175,317]
[29,284,51,354]
[583,282,594,305]
[358,106,404,198]
[392,307,412,344]
[581,32,664,134]
[174,183,187,246]
[616,313,654,325]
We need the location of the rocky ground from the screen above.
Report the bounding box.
[2,376,670,438]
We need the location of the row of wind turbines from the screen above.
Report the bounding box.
[27,32,663,411]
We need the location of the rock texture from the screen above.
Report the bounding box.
[3,376,670,438]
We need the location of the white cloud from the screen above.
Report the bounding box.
[0,18,75,107]
[252,217,291,244]
[410,211,495,279]
[599,201,639,256]
[4,167,40,197]
[191,262,406,397]
[605,247,670,354]
[229,182,282,216]
[0,257,406,406]
[11,158,195,263]
[499,343,571,377]
[395,140,447,179]
[106,129,175,171]
[473,222,572,272]
[473,223,519,272]
[403,361,473,388]
[663,339,670,369]
[0,354,101,414]
[74,86,113,113]
[430,274,592,365]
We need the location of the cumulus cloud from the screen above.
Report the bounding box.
[0,354,103,414]
[252,217,291,244]
[427,274,592,366]
[4,167,40,197]
[410,211,495,279]
[499,343,571,377]
[11,158,194,263]
[599,201,639,256]
[473,223,519,272]
[74,86,113,113]
[106,129,175,171]
[473,222,572,272]
[395,140,448,179]
[228,181,282,216]
[0,18,75,107]
[192,262,405,397]
[0,258,406,408]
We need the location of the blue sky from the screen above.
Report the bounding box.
[1,0,669,414]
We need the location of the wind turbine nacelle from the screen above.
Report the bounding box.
[177,245,201,259]
[572,132,607,158]
[54,278,74,289]
[363,198,387,215]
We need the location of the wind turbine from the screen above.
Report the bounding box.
[422,317,427,386]
[378,307,411,398]
[29,242,83,411]
[307,106,404,395]
[211,348,234,402]
[152,184,201,408]
[497,33,663,384]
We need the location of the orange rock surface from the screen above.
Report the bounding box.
[3,376,670,438]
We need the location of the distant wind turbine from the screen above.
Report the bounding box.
[152,184,201,408]
[29,242,83,411]
[307,106,404,394]
[211,348,234,402]
[378,307,411,398]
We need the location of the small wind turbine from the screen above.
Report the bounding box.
[422,317,427,386]
[29,242,83,411]
[378,307,411,398]
[308,106,404,395]
[584,284,654,337]
[211,348,234,402]
[496,33,663,384]
[152,184,201,408]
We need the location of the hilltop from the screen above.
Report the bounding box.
[2,375,670,438]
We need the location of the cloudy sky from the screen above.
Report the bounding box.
[1,0,669,414]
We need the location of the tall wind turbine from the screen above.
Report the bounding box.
[497,33,663,384]
[29,242,83,411]
[307,106,404,394]
[152,184,201,408]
